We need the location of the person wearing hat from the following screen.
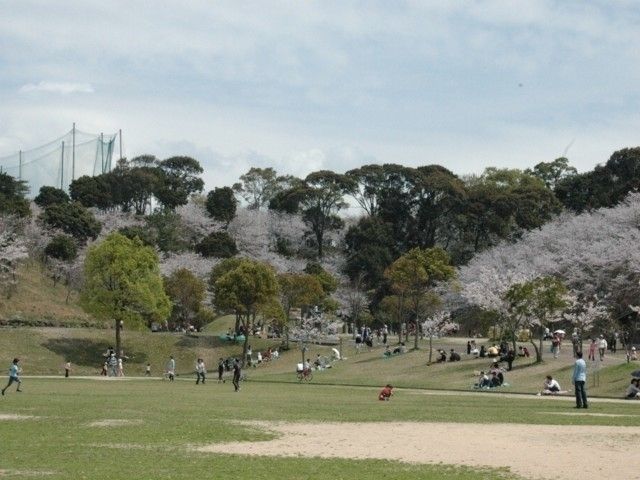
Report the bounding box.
[2,358,22,395]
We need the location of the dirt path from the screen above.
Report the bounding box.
[196,421,637,480]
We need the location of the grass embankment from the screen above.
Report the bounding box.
[2,379,639,479]
[0,262,99,327]
[2,325,638,398]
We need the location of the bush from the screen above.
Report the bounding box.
[195,231,238,258]
[40,202,101,242]
[118,226,156,247]
[34,186,70,208]
[44,235,78,261]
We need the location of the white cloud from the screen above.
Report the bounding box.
[19,81,94,95]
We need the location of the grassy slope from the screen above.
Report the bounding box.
[2,327,638,398]
[0,262,98,326]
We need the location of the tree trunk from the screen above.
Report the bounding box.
[241,315,250,368]
[538,334,544,363]
[115,318,122,360]
[530,338,540,363]
[414,322,419,350]
[428,335,433,364]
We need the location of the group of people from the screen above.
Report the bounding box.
[474,362,506,389]
[436,348,461,362]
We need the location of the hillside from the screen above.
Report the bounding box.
[0,261,100,327]
[2,326,636,398]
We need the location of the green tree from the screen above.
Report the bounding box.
[232,167,280,210]
[164,268,206,329]
[155,156,204,211]
[526,157,577,190]
[69,175,114,210]
[206,187,237,226]
[0,172,30,217]
[195,231,238,258]
[34,186,70,208]
[299,171,351,258]
[81,233,171,358]
[303,262,338,296]
[504,276,567,362]
[40,202,101,242]
[384,247,455,349]
[344,217,396,288]
[145,212,192,252]
[211,258,281,363]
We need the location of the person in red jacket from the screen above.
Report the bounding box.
[378,384,394,401]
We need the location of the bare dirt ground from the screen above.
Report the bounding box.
[196,420,638,480]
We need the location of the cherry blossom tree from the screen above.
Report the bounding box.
[422,310,459,363]
[459,193,640,323]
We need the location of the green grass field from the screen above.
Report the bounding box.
[1,377,639,480]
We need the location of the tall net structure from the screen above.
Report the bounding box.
[0,126,119,197]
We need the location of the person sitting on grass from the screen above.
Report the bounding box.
[449,349,461,362]
[378,384,394,401]
[392,342,406,355]
[489,363,505,387]
[436,349,447,363]
[383,345,392,358]
[540,375,562,395]
[487,345,499,357]
[625,379,640,399]
[475,371,490,389]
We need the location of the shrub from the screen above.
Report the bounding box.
[195,231,238,258]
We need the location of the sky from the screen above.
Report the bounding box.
[1,1,639,193]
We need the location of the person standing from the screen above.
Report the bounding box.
[572,351,588,408]
[2,358,23,395]
[232,358,241,392]
[108,354,118,377]
[64,361,71,378]
[195,358,206,385]
[217,358,225,383]
[145,363,151,377]
[117,358,125,377]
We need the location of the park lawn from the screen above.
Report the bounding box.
[2,379,640,479]
[0,379,546,480]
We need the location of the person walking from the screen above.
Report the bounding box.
[117,358,125,377]
[232,358,241,392]
[167,356,176,381]
[2,358,23,395]
[195,358,206,385]
[572,351,588,409]
[145,363,151,377]
[64,361,71,378]
[597,335,608,361]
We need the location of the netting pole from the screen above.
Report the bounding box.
[18,150,22,180]
[119,129,123,160]
[60,141,65,190]
[100,133,105,173]
[72,123,76,181]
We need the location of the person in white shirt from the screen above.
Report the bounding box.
[195,358,206,385]
[541,375,561,395]
[597,335,608,361]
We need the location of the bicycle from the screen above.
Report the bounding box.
[296,368,313,382]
